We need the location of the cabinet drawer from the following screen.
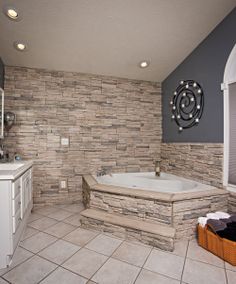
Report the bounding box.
[12,178,21,199]
[12,208,21,234]
[12,193,21,216]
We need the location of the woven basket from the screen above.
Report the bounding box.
[198,224,236,266]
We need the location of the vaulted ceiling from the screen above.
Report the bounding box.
[0,0,235,81]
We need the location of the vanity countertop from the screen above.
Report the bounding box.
[0,160,33,180]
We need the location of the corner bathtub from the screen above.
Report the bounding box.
[94,172,215,194]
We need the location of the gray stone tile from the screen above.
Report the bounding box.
[38,239,80,264]
[112,241,151,267]
[144,249,184,280]
[63,228,98,246]
[0,247,33,276]
[3,255,57,284]
[63,213,82,227]
[135,269,180,284]
[21,226,39,240]
[62,248,107,279]
[92,258,140,284]
[27,213,44,223]
[33,206,59,216]
[225,261,236,272]
[183,258,227,284]
[171,240,189,257]
[20,232,57,253]
[48,210,75,221]
[227,270,236,284]
[86,234,122,256]
[28,216,58,231]
[0,278,8,284]
[44,222,76,238]
[40,267,87,284]
[62,204,85,213]
[187,240,224,268]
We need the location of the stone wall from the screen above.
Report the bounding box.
[228,192,236,213]
[161,143,223,187]
[3,66,162,205]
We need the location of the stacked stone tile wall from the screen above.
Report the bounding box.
[228,192,236,213]
[3,66,162,205]
[161,143,223,188]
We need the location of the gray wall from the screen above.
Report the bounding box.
[0,58,4,89]
[162,7,236,143]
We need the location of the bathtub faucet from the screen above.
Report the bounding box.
[97,169,107,177]
[154,160,161,176]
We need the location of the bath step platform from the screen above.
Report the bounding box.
[80,209,175,251]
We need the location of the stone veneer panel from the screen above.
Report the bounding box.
[3,66,162,205]
[228,192,236,213]
[161,143,223,188]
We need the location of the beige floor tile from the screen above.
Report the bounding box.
[63,213,82,227]
[112,241,151,267]
[27,213,44,223]
[0,247,33,276]
[20,232,57,253]
[3,255,57,284]
[171,240,189,257]
[44,222,76,238]
[28,216,58,231]
[144,249,184,280]
[21,226,39,240]
[63,228,98,246]
[86,234,122,256]
[0,278,8,284]
[40,267,87,284]
[48,210,74,221]
[87,281,97,284]
[227,270,236,284]
[62,248,107,279]
[62,204,85,213]
[225,262,236,272]
[135,269,180,284]
[38,240,80,264]
[92,258,140,284]
[33,206,59,216]
[183,258,227,284]
[187,240,224,268]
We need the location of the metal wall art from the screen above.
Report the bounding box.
[170,80,204,132]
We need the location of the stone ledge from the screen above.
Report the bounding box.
[81,208,175,238]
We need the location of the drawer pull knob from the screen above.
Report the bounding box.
[18,217,21,221]
[18,201,21,205]
[18,186,21,189]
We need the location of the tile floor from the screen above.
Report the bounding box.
[0,203,235,284]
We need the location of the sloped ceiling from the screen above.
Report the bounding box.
[0,0,235,81]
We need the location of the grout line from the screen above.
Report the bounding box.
[180,240,189,283]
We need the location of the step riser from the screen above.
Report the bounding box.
[81,216,174,251]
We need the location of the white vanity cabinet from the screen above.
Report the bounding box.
[0,162,33,269]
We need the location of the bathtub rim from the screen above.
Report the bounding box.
[83,174,228,202]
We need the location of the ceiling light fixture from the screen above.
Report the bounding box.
[3,6,21,21]
[14,42,27,51]
[139,60,150,68]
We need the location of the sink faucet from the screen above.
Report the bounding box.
[0,144,9,162]
[154,160,161,176]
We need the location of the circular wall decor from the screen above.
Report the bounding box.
[170,80,204,132]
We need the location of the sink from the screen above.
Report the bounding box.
[0,163,25,171]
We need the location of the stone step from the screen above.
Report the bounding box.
[80,208,175,251]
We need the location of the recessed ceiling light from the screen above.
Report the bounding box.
[3,6,21,21]
[139,60,150,68]
[14,42,27,51]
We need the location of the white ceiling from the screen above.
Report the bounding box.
[0,0,235,81]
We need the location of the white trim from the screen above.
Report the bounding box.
[223,44,236,187]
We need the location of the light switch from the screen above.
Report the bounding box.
[61,137,69,146]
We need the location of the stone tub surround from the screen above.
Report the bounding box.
[161,143,224,188]
[3,66,162,206]
[81,175,229,249]
[228,191,236,213]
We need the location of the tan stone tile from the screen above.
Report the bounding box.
[62,248,107,279]
[187,239,224,268]
[38,240,80,265]
[144,249,184,280]
[33,206,59,216]
[183,258,226,284]
[86,234,122,256]
[28,217,58,231]
[27,213,44,223]
[48,210,74,221]
[0,278,8,284]
[62,203,85,213]
[112,241,151,267]
[171,240,189,257]
[20,232,57,253]
[92,258,140,284]
[40,267,87,284]
[135,269,180,284]
[3,255,57,284]
[63,228,98,246]
[21,226,39,241]
[227,270,236,284]
[63,213,82,227]
[225,261,236,272]
[44,222,76,238]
